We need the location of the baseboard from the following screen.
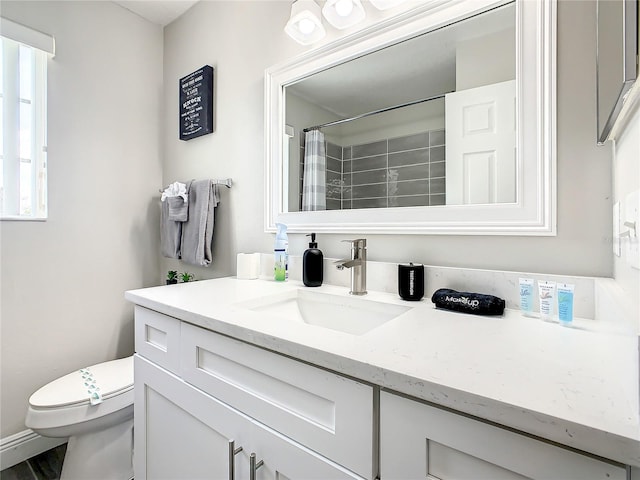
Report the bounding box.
[0,429,66,471]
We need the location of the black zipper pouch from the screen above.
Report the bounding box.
[431,288,505,316]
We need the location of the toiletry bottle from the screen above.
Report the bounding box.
[557,283,575,325]
[274,223,288,281]
[538,280,556,322]
[398,263,425,301]
[519,278,534,316]
[303,233,323,287]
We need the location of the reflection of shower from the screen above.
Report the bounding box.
[387,169,399,197]
[326,177,344,199]
[302,92,450,133]
[300,128,446,210]
[300,92,449,210]
[301,129,326,211]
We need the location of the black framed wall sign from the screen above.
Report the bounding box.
[179,65,214,141]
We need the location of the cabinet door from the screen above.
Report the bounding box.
[135,355,250,480]
[380,391,626,480]
[242,414,365,480]
[143,387,236,479]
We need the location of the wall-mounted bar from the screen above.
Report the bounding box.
[302,92,452,133]
[158,178,233,193]
[213,178,233,188]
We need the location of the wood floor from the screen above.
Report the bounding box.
[0,445,66,480]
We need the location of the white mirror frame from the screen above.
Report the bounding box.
[265,0,556,235]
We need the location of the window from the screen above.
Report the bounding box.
[1,18,52,220]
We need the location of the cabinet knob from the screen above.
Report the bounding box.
[228,440,243,480]
[250,453,264,480]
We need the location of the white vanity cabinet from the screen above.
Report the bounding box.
[133,306,374,480]
[127,277,640,480]
[379,391,628,480]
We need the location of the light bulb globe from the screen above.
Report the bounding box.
[335,0,353,17]
[298,18,315,34]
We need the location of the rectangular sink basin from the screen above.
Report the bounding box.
[239,289,411,335]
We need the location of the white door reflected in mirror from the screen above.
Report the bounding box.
[445,80,516,205]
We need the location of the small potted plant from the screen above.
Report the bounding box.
[166,270,178,285]
[180,272,195,283]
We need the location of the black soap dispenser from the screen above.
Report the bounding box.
[303,233,323,287]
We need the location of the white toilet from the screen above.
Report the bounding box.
[25,356,134,480]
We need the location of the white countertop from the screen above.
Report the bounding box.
[125,277,640,466]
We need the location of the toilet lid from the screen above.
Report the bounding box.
[29,356,134,408]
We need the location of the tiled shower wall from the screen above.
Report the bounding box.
[300,129,446,210]
[326,142,343,210]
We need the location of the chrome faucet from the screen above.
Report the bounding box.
[335,239,367,295]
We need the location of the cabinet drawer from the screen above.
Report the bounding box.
[134,306,181,374]
[180,322,374,479]
[380,391,627,480]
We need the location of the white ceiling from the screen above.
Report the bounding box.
[113,0,199,26]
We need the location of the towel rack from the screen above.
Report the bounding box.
[212,178,233,188]
[159,178,233,193]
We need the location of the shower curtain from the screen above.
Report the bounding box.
[302,129,327,211]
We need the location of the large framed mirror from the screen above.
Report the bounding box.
[265,0,556,235]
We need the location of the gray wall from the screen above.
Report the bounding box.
[0,2,163,438]
[456,27,516,90]
[332,99,445,147]
[162,0,612,279]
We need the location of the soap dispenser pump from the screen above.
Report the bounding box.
[303,233,323,287]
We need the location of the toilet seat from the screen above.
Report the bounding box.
[26,357,134,433]
[29,357,133,408]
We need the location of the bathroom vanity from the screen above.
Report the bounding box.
[126,277,639,479]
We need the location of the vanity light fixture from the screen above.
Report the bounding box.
[368,0,406,10]
[285,0,326,45]
[322,0,366,30]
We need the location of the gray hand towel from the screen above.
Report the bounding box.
[180,180,220,266]
[160,180,192,258]
[160,199,182,259]
[167,196,188,222]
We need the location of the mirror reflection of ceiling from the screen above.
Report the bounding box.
[286,2,515,118]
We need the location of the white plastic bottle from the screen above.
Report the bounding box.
[274,223,288,281]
